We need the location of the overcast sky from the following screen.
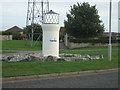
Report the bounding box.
[0,0,119,32]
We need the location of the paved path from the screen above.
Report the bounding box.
[2,71,118,88]
[59,42,68,50]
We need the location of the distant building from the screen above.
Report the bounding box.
[104,32,120,40]
[6,26,23,34]
[59,27,64,33]
[1,26,27,40]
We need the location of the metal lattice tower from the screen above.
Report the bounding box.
[26,0,49,46]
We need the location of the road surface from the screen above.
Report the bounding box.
[2,71,118,88]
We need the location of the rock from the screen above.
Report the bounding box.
[59,53,64,57]
[83,54,91,58]
[7,56,14,60]
[74,54,81,57]
[75,58,83,61]
[90,55,102,60]
[29,56,38,61]
[29,55,43,61]
[64,54,75,57]
[57,58,65,61]
[39,57,44,62]
[1,53,104,62]
[45,55,54,61]
[95,56,100,59]
[9,54,30,62]
[1,56,11,61]
[100,55,104,59]
[75,58,90,61]
[0,56,2,61]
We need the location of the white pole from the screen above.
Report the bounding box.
[118,1,120,33]
[108,0,112,61]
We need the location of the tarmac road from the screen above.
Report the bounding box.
[2,71,118,88]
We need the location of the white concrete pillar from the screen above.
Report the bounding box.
[42,10,60,57]
[42,24,60,57]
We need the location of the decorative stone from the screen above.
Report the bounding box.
[45,55,57,61]
[100,55,104,59]
[83,54,91,58]
[1,56,13,61]
[57,58,65,61]
[1,53,104,62]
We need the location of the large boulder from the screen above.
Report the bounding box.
[45,55,57,61]
[28,55,43,62]
[1,53,104,62]
[57,58,65,61]
[1,56,14,62]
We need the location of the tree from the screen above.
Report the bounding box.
[64,2,104,38]
[24,23,42,41]
[1,31,13,35]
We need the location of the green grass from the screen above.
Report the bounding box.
[0,51,16,54]
[2,46,119,77]
[60,46,117,55]
[1,40,42,51]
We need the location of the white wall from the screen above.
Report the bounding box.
[0,35,12,40]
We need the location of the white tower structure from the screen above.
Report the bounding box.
[42,10,60,57]
[26,0,49,46]
[118,1,120,32]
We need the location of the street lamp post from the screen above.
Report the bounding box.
[108,0,112,61]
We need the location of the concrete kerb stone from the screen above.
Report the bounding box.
[2,68,119,82]
[58,72,78,77]
[37,73,59,78]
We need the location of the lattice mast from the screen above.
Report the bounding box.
[26,0,49,46]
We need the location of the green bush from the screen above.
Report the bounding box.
[1,31,13,35]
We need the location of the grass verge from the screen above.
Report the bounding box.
[2,40,42,51]
[2,46,118,77]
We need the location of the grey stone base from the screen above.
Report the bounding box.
[0,53,104,62]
